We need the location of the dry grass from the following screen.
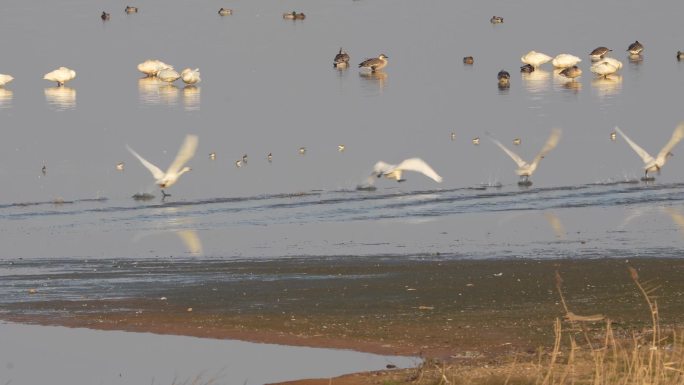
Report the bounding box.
[393,266,684,385]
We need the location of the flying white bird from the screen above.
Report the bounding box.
[488,128,562,186]
[614,123,684,180]
[367,158,443,186]
[126,134,198,197]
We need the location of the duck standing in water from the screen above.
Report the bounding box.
[101,11,110,21]
[520,64,535,73]
[497,70,510,88]
[358,54,388,72]
[627,40,644,55]
[333,48,350,68]
[559,65,582,80]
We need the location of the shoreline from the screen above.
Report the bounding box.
[5,257,684,383]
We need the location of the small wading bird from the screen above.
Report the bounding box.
[590,46,612,61]
[43,67,76,86]
[358,54,388,72]
[613,123,684,181]
[125,6,138,14]
[126,134,198,198]
[359,158,443,190]
[488,128,562,186]
[283,11,305,20]
[627,40,644,55]
[333,48,350,68]
[490,16,503,24]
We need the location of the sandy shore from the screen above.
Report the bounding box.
[5,257,684,383]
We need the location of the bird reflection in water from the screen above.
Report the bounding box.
[133,212,204,256]
[591,75,622,99]
[544,212,566,240]
[183,85,200,111]
[138,77,179,106]
[521,69,550,93]
[176,229,203,256]
[44,86,76,111]
[0,88,13,109]
[359,71,387,94]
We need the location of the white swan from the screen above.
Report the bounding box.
[614,123,684,180]
[180,68,201,85]
[126,134,198,195]
[43,67,76,86]
[520,51,552,68]
[590,60,620,78]
[0,74,14,87]
[551,54,581,69]
[137,59,173,77]
[488,128,562,185]
[157,68,181,83]
[369,158,443,184]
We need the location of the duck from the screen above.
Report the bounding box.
[627,40,644,55]
[551,54,581,69]
[157,68,181,83]
[358,54,389,72]
[137,59,173,77]
[521,51,552,68]
[497,70,510,87]
[333,48,350,68]
[218,8,232,16]
[180,68,201,85]
[678,51,684,61]
[101,11,110,21]
[559,65,582,80]
[283,11,305,20]
[520,64,535,73]
[590,46,612,61]
[490,16,504,24]
[0,74,14,87]
[463,56,474,65]
[43,67,76,86]
[125,6,138,14]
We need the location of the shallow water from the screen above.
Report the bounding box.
[0,322,416,385]
[1,0,684,380]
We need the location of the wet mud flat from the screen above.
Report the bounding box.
[3,257,684,363]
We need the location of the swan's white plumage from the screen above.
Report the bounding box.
[127,134,198,188]
[180,68,201,85]
[551,54,581,68]
[489,128,562,177]
[590,61,619,77]
[0,74,14,87]
[614,123,684,176]
[521,51,552,68]
[157,68,181,83]
[371,158,443,183]
[137,60,173,77]
[43,67,76,86]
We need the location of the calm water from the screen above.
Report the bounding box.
[1,0,684,380]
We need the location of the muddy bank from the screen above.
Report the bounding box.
[4,257,684,362]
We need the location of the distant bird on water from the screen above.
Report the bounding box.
[126,134,198,197]
[590,46,612,61]
[559,65,582,80]
[180,68,201,85]
[369,158,443,184]
[218,8,232,16]
[283,11,305,20]
[520,64,535,73]
[678,51,684,61]
[627,40,644,55]
[116,162,125,171]
[157,68,181,83]
[521,51,552,68]
[610,131,617,141]
[125,6,138,14]
[613,123,684,181]
[333,48,350,68]
[463,56,474,65]
[137,59,173,77]
[472,137,480,145]
[487,128,562,186]
[490,16,504,24]
[497,70,510,87]
[43,67,76,86]
[358,54,388,72]
[0,74,14,87]
[101,11,110,21]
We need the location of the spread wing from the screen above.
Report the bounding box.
[166,135,198,174]
[656,122,684,164]
[488,135,528,168]
[372,161,396,175]
[530,128,562,168]
[127,145,165,181]
[614,126,654,165]
[395,158,443,182]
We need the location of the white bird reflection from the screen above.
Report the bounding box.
[0,88,13,109]
[544,212,566,240]
[620,206,684,239]
[138,77,180,106]
[497,211,566,240]
[521,69,550,93]
[44,86,76,111]
[183,86,200,111]
[132,214,204,256]
[591,75,622,99]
